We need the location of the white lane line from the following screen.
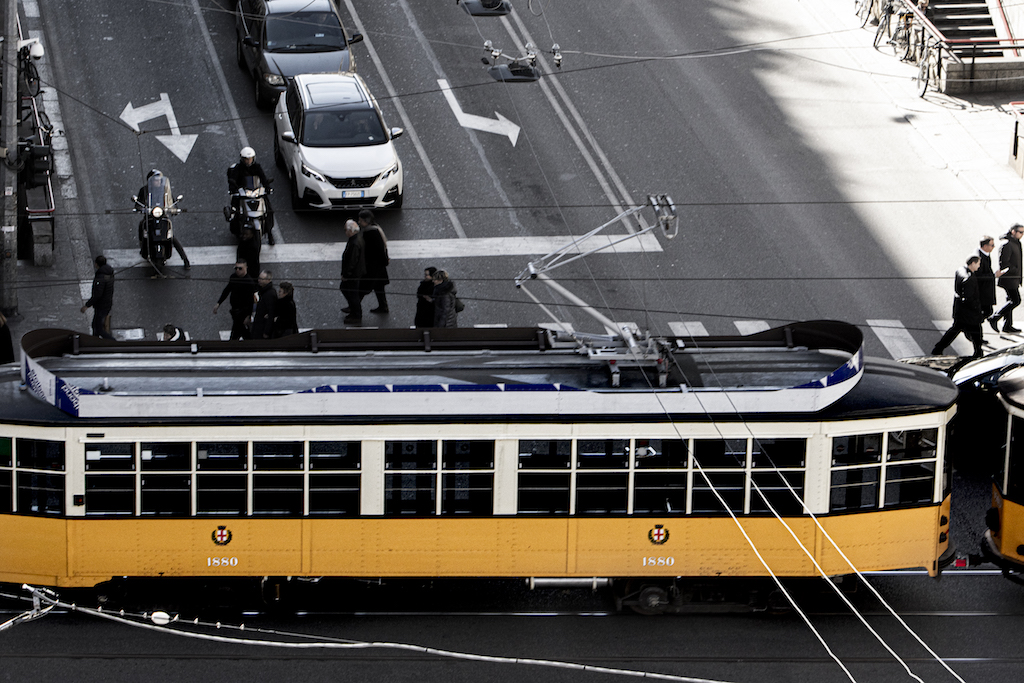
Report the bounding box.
[932,320,975,357]
[189,0,249,147]
[24,0,40,18]
[669,322,709,337]
[102,233,661,268]
[340,0,466,239]
[734,320,770,335]
[867,319,924,359]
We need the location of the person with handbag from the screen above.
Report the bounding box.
[432,269,460,328]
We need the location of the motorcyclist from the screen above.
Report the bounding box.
[227,147,275,245]
[137,169,190,270]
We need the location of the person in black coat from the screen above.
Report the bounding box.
[272,281,298,338]
[414,267,438,328]
[236,226,262,279]
[340,220,366,325]
[358,210,390,314]
[933,255,984,357]
[990,224,1024,333]
[251,270,278,340]
[976,236,1003,320]
[213,260,258,340]
[80,254,115,339]
[432,270,459,328]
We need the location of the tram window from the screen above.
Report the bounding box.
[0,436,11,467]
[693,439,747,468]
[85,474,135,516]
[442,441,494,469]
[829,467,880,511]
[577,440,629,469]
[85,443,135,471]
[634,439,687,469]
[308,474,360,515]
[385,440,437,470]
[141,474,191,516]
[518,440,571,469]
[196,475,247,515]
[750,471,805,515]
[253,474,304,515]
[16,472,63,515]
[253,442,304,471]
[309,441,360,470]
[140,442,191,471]
[0,471,11,513]
[633,473,687,514]
[442,473,493,515]
[576,473,628,514]
[196,442,248,471]
[887,429,938,462]
[884,463,935,506]
[691,472,744,514]
[384,473,436,515]
[752,439,806,468]
[15,438,64,471]
[517,473,570,514]
[832,434,882,466]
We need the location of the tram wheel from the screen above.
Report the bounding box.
[632,585,670,615]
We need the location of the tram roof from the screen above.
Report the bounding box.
[3,321,953,423]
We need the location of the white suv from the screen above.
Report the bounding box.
[274,73,404,210]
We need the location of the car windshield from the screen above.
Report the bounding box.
[302,109,387,147]
[265,12,345,51]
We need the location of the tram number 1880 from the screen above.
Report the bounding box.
[642,556,675,567]
[207,557,239,567]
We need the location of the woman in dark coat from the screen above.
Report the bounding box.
[432,270,458,328]
[414,267,437,328]
[272,281,298,338]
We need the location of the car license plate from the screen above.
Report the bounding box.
[342,190,364,199]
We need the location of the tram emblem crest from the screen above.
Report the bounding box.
[648,525,669,545]
[212,526,233,546]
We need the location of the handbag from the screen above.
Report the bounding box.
[454,296,465,313]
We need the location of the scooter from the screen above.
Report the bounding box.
[133,171,182,273]
[224,175,273,243]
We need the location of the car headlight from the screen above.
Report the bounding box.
[263,72,285,86]
[301,163,326,183]
[151,206,164,218]
[380,161,399,181]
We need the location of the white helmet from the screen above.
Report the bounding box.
[240,146,256,159]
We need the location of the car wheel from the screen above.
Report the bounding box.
[290,172,308,211]
[391,192,403,210]
[236,39,245,69]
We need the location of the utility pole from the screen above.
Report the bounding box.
[1,0,19,316]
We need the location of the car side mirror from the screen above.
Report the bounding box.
[243,36,259,48]
[281,131,296,143]
[390,127,404,140]
[349,33,364,45]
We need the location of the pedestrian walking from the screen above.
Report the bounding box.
[415,266,438,328]
[272,281,298,338]
[977,235,1006,321]
[933,255,984,357]
[340,219,366,325]
[213,259,258,340]
[161,324,188,342]
[989,224,1024,334]
[251,269,278,340]
[236,225,262,280]
[80,254,115,340]
[432,269,460,328]
[0,312,15,364]
[358,209,390,314]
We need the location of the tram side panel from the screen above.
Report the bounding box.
[0,515,66,586]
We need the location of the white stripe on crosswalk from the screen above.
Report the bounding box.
[867,319,924,358]
[668,322,709,337]
[734,320,770,335]
[931,320,974,357]
[102,232,663,269]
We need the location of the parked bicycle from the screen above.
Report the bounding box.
[916,38,943,96]
[0,36,43,97]
[855,0,874,29]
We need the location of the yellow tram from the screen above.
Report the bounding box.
[0,323,955,609]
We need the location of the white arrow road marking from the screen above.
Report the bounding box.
[120,93,199,163]
[438,79,520,146]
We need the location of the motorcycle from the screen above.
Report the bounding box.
[133,172,183,271]
[224,175,273,243]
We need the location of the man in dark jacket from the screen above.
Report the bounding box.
[976,235,1003,320]
[80,255,115,339]
[213,260,258,340]
[272,281,298,338]
[933,255,984,357]
[340,220,366,325]
[989,224,1024,333]
[251,270,278,340]
[236,226,262,281]
[358,209,390,314]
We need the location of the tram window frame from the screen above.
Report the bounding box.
[883,462,936,507]
[442,440,494,470]
[308,473,360,515]
[385,440,437,470]
[633,439,687,469]
[140,442,191,471]
[16,438,65,471]
[576,472,628,515]
[576,439,629,469]
[518,472,570,514]
[693,439,747,469]
[632,472,687,515]
[752,438,806,469]
[253,441,304,471]
[252,473,304,515]
[196,474,247,516]
[384,472,437,515]
[518,440,571,469]
[0,436,11,468]
[85,443,136,472]
[691,471,745,515]
[140,474,191,516]
[749,470,805,515]
[886,429,937,463]
[309,441,360,470]
[441,472,493,515]
[829,466,880,512]
[831,433,882,466]
[16,471,64,516]
[196,442,248,471]
[84,474,135,516]
[0,437,10,514]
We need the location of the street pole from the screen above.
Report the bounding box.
[1,0,20,316]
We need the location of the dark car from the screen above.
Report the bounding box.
[235,0,363,108]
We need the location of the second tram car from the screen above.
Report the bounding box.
[0,322,956,610]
